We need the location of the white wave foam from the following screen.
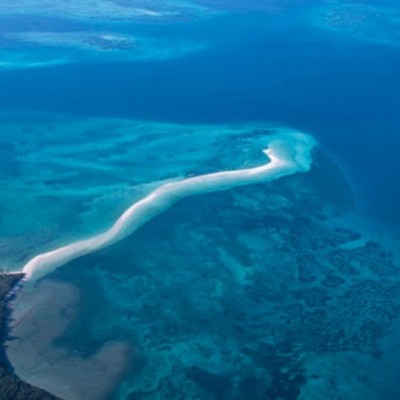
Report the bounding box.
[22,131,315,281]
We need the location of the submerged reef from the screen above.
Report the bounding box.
[0,273,61,400]
[0,0,212,69]
[0,32,207,69]
[1,117,269,270]
[4,122,400,399]
[21,131,315,281]
[17,144,397,400]
[311,3,400,47]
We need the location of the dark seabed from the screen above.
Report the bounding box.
[1,1,400,399]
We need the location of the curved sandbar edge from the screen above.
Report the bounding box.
[22,131,316,281]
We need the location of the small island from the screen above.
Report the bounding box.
[0,272,61,400]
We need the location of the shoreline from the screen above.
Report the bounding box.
[0,272,24,374]
[0,271,62,399]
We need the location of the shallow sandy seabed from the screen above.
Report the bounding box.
[0,115,293,270]
[20,131,314,281]
[0,0,215,21]
[7,280,133,400]
[0,33,207,70]
[0,0,212,70]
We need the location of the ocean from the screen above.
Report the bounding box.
[1,1,400,399]
[1,10,399,222]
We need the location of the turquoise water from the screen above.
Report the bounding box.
[1,1,400,399]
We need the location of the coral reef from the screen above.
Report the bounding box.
[312,3,400,47]
[35,146,400,399]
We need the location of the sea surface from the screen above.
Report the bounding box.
[1,1,400,399]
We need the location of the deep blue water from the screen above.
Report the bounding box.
[0,11,399,224]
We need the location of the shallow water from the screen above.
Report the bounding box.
[2,1,400,399]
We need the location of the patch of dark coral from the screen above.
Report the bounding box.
[185,367,232,399]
